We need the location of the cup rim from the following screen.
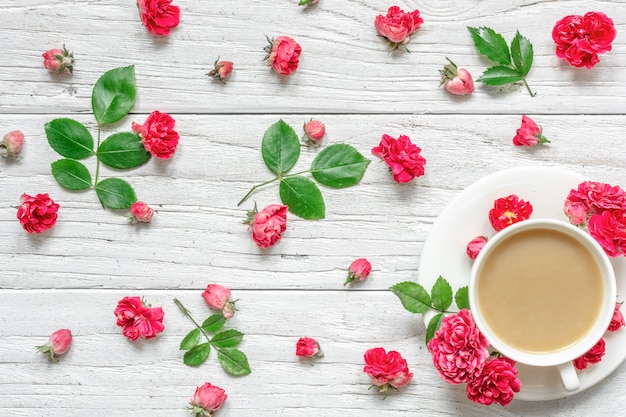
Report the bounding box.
[469,218,616,367]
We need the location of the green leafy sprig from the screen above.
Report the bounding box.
[390,276,469,344]
[468,27,536,97]
[45,66,150,210]
[174,298,251,376]
[238,120,370,220]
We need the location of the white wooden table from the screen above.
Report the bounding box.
[2,1,626,416]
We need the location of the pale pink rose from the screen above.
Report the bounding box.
[303,119,326,144]
[428,309,490,384]
[363,347,413,393]
[344,258,372,285]
[190,382,227,416]
[466,236,488,260]
[564,199,588,225]
[608,303,625,332]
[42,46,74,74]
[207,59,233,82]
[466,357,521,406]
[16,193,59,234]
[374,6,423,49]
[573,338,606,370]
[133,110,180,159]
[130,201,154,223]
[371,134,426,183]
[136,0,180,36]
[439,58,474,96]
[36,329,72,362]
[201,284,236,319]
[1,130,24,157]
[513,115,549,147]
[587,210,626,257]
[249,204,288,248]
[296,337,323,358]
[114,296,165,341]
[265,36,301,75]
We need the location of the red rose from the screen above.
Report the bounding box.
[581,12,617,54]
[132,110,180,159]
[296,337,323,358]
[567,181,626,214]
[136,0,180,36]
[374,6,423,49]
[608,303,625,332]
[587,210,626,257]
[114,296,165,341]
[363,347,413,393]
[488,194,533,232]
[190,382,227,416]
[573,338,606,370]
[16,193,59,234]
[371,134,426,183]
[265,36,301,75]
[513,115,549,147]
[250,204,288,248]
[466,357,521,406]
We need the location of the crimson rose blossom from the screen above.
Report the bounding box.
[363,347,413,393]
[202,284,236,319]
[1,130,24,157]
[466,236,488,260]
[439,58,474,96]
[573,338,606,370]
[36,329,72,362]
[428,309,490,384]
[587,210,626,257]
[344,258,372,285]
[488,194,533,232]
[190,382,227,417]
[513,115,549,147]
[249,204,288,248]
[17,193,59,234]
[466,357,521,406]
[566,181,626,215]
[114,296,165,341]
[374,6,423,50]
[42,46,74,74]
[372,134,426,183]
[265,36,301,75]
[136,0,180,36]
[132,110,180,159]
[608,303,625,332]
[296,337,323,358]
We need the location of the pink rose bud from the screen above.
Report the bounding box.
[264,35,301,75]
[36,329,72,362]
[513,115,550,147]
[1,130,24,157]
[344,258,372,286]
[296,337,323,358]
[202,284,237,319]
[190,382,228,417]
[207,58,233,83]
[42,45,74,74]
[564,199,588,225]
[129,201,154,224]
[298,0,319,5]
[302,119,326,145]
[608,303,625,332]
[466,236,488,260]
[246,204,288,248]
[439,58,474,96]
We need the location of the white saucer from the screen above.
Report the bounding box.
[417,166,626,401]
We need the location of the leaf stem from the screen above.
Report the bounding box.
[94,126,102,186]
[173,298,212,341]
[522,77,536,97]
[237,176,280,206]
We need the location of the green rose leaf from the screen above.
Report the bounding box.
[431,276,453,312]
[45,118,94,159]
[511,31,534,76]
[261,119,300,175]
[50,159,92,191]
[97,132,150,169]
[279,176,325,220]
[92,65,136,126]
[425,313,444,345]
[477,66,523,86]
[455,286,470,310]
[217,348,251,376]
[180,328,201,351]
[211,329,244,348]
[202,314,226,333]
[94,177,137,209]
[389,281,432,314]
[183,342,211,367]
[311,144,370,188]
[468,26,511,65]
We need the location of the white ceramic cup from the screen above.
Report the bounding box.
[469,219,616,392]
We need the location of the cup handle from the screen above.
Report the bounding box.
[556,361,580,392]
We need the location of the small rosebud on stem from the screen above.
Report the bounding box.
[129,201,154,224]
[439,58,474,96]
[42,45,74,74]
[302,119,326,145]
[207,57,233,83]
[298,0,319,5]
[1,130,24,158]
[344,258,372,285]
[296,337,324,358]
[36,329,72,362]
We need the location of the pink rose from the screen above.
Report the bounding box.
[303,119,326,144]
[608,303,625,332]
[428,309,490,384]
[363,347,413,393]
[36,329,72,362]
[136,0,180,36]
[249,204,288,248]
[573,338,606,370]
[132,110,180,159]
[265,36,301,75]
[296,337,323,358]
[344,258,372,285]
[42,45,74,74]
[488,194,533,232]
[513,115,549,147]
[374,6,423,49]
[114,296,165,341]
[439,58,474,96]
[564,199,588,225]
[16,193,59,234]
[581,12,617,54]
[566,181,626,214]
[371,134,426,183]
[207,59,233,82]
[587,210,626,257]
[190,382,227,417]
[466,357,521,406]
[466,236,488,260]
[202,284,236,319]
[1,130,24,157]
[130,201,154,223]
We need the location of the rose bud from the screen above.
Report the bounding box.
[296,337,324,358]
[302,119,326,145]
[344,258,372,286]
[36,329,72,362]
[245,204,288,248]
[17,193,59,234]
[0,130,24,158]
[466,236,488,260]
[129,201,154,224]
[513,115,550,147]
[439,58,474,96]
[207,57,233,83]
[299,0,319,5]
[190,382,227,417]
[42,45,74,74]
[202,284,237,319]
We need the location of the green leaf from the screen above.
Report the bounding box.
[180,328,201,350]
[45,118,94,159]
[97,132,150,169]
[310,144,370,188]
[202,314,226,333]
[468,26,511,65]
[94,177,137,209]
[261,120,300,175]
[431,276,453,312]
[279,176,325,220]
[426,313,444,345]
[511,31,534,76]
[92,66,136,125]
[455,286,470,310]
[477,66,523,86]
[217,348,251,376]
[389,281,432,314]
[211,329,244,348]
[183,342,211,366]
[50,159,92,190]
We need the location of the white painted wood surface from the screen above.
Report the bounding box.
[1,1,626,416]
